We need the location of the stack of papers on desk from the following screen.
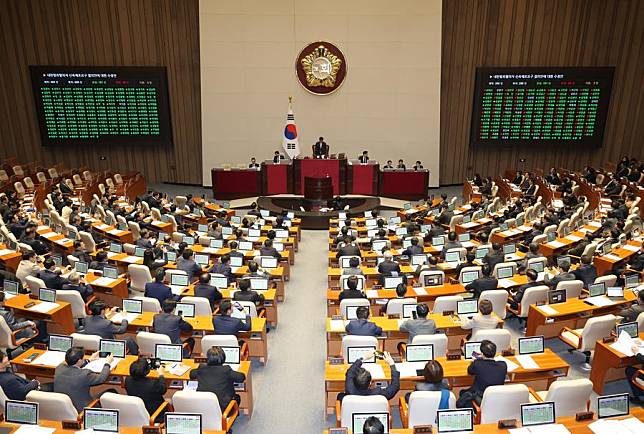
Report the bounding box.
[37,225,49,231]
[404,209,418,215]
[585,296,615,307]
[83,357,120,373]
[565,235,582,242]
[29,302,59,313]
[515,354,539,369]
[95,223,110,230]
[547,241,566,248]
[538,305,559,315]
[107,229,122,235]
[366,290,379,298]
[32,351,66,367]
[92,277,117,287]
[121,255,140,263]
[395,362,426,377]
[362,363,385,380]
[622,244,639,252]
[460,222,479,229]
[165,362,190,376]
[14,425,56,434]
[603,253,622,261]
[479,218,492,223]
[109,312,139,323]
[588,221,602,228]
[498,278,517,288]
[106,252,119,259]
[413,287,428,296]
[588,417,644,434]
[0,249,14,256]
[329,320,347,331]
[518,225,532,231]
[494,356,519,372]
[610,331,644,357]
[41,232,58,239]
[462,241,476,248]
[510,424,571,434]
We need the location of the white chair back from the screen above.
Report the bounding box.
[100,393,150,427]
[128,264,153,292]
[341,335,378,363]
[432,295,464,314]
[0,316,19,350]
[385,298,418,317]
[479,289,508,319]
[25,275,46,297]
[26,391,78,421]
[556,280,584,299]
[172,391,224,430]
[408,391,456,427]
[410,334,448,358]
[579,314,616,352]
[70,333,101,351]
[480,384,530,424]
[0,384,9,408]
[134,296,162,313]
[55,290,87,320]
[201,335,239,355]
[78,231,96,252]
[181,296,213,316]
[492,262,517,278]
[457,266,481,284]
[594,274,617,287]
[519,286,549,317]
[470,329,512,352]
[338,274,366,290]
[340,395,389,429]
[543,379,593,416]
[136,331,171,356]
[339,298,370,319]
[419,270,446,286]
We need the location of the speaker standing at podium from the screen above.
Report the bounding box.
[312,136,329,159]
[358,151,369,164]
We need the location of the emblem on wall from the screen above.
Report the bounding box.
[296,42,347,95]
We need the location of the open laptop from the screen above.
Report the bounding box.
[210,274,229,289]
[463,341,482,359]
[444,251,461,264]
[250,278,269,291]
[261,257,278,269]
[84,408,119,432]
[347,346,377,364]
[411,255,427,266]
[169,274,189,295]
[606,286,625,300]
[74,261,89,276]
[5,400,38,425]
[547,232,557,242]
[436,408,474,433]
[588,282,606,297]
[475,247,489,261]
[424,274,443,286]
[209,239,223,249]
[229,255,243,271]
[165,251,177,262]
[221,227,233,236]
[49,334,73,353]
[165,413,202,434]
[521,402,556,427]
[432,236,445,249]
[99,339,126,359]
[238,241,253,251]
[39,287,56,303]
[460,269,480,285]
[342,277,364,290]
[457,299,478,321]
[175,302,195,318]
[134,246,146,257]
[503,243,521,261]
[220,346,241,369]
[110,299,142,323]
[372,240,387,252]
[616,322,638,338]
[103,266,119,280]
[528,260,545,274]
[496,265,514,279]
[548,289,566,304]
[182,236,195,246]
[624,273,640,289]
[155,343,183,363]
[384,276,404,289]
[597,393,629,419]
[556,255,571,269]
[401,303,418,319]
[194,253,209,267]
[518,336,545,355]
[406,343,434,374]
[2,280,19,299]
[353,413,390,434]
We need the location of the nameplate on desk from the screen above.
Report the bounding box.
[442,310,454,316]
[576,411,594,421]
[497,419,517,429]
[328,357,344,365]
[142,426,162,434]
[446,351,461,360]
[329,429,348,434]
[502,349,515,357]
[62,420,81,430]
[413,426,433,433]
[193,356,207,363]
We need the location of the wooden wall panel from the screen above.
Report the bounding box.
[440,0,644,185]
[0,0,201,184]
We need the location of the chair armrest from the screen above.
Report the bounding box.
[221,398,239,432]
[335,400,342,427]
[506,303,519,316]
[560,326,581,337]
[472,399,481,424]
[240,342,250,361]
[633,370,644,391]
[258,308,266,318]
[84,296,97,315]
[12,324,39,347]
[528,387,542,402]
[399,396,409,427]
[149,401,170,425]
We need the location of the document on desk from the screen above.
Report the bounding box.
[40,232,58,239]
[13,425,56,434]
[609,331,642,357]
[547,241,566,248]
[329,320,347,331]
[460,222,479,229]
[95,223,110,230]
[565,235,582,242]
[622,244,639,252]
[37,225,49,231]
[497,278,517,288]
[366,290,379,298]
[165,363,190,376]
[0,249,14,256]
[84,358,121,373]
[29,301,60,313]
[515,354,539,369]
[589,417,644,434]
[585,295,615,307]
[510,424,570,434]
[603,253,622,261]
[395,362,426,377]
[107,229,122,236]
[537,305,558,315]
[494,356,519,372]
[121,255,140,263]
[92,277,117,287]
[413,287,428,296]
[32,350,66,367]
[361,363,385,380]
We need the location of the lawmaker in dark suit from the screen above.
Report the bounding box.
[153,300,195,355]
[125,358,167,422]
[38,258,69,290]
[483,243,504,273]
[145,269,177,306]
[83,300,138,355]
[272,151,285,163]
[338,276,366,301]
[377,251,401,276]
[401,237,424,257]
[572,255,597,287]
[336,238,362,258]
[312,137,328,158]
[437,205,453,226]
[346,306,382,336]
[259,239,281,259]
[0,351,39,400]
[89,251,110,272]
[213,300,252,336]
[544,262,576,289]
[210,254,233,284]
[189,346,246,411]
[54,347,112,412]
[456,340,506,408]
[176,249,202,281]
[194,273,223,310]
[233,279,264,305]
[342,350,399,400]
[619,291,644,323]
[61,272,93,301]
[465,265,498,299]
[509,269,540,310]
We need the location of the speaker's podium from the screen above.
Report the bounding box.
[347,160,379,195]
[262,160,293,195]
[293,156,347,196]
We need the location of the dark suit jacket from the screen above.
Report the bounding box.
[514,281,540,303]
[83,315,128,339]
[39,269,69,290]
[259,247,281,259]
[438,211,454,226]
[194,284,223,310]
[338,289,366,302]
[336,244,361,258]
[346,319,383,336]
[145,282,175,306]
[465,277,499,299]
[176,258,202,281]
[402,245,424,257]
[210,263,233,283]
[54,363,111,411]
[213,314,251,336]
[233,290,264,305]
[619,302,644,323]
[189,364,246,410]
[378,260,401,275]
[344,359,399,399]
[573,264,597,287]
[153,312,193,344]
[546,272,576,289]
[125,376,167,417]
[483,251,505,273]
[0,371,38,400]
[468,358,507,394]
[88,261,110,272]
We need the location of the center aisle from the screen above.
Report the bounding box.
[236,230,328,433]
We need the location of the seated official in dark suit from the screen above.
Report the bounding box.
[456,340,506,408]
[509,269,540,310]
[401,237,424,257]
[89,251,110,272]
[544,261,576,289]
[340,350,399,401]
[21,229,49,255]
[0,350,39,400]
[383,160,394,169]
[233,278,265,305]
[455,252,476,277]
[399,303,436,342]
[176,249,202,281]
[145,268,177,306]
[483,243,504,273]
[61,272,93,301]
[194,273,223,311]
[272,151,285,163]
[336,237,362,258]
[338,275,366,302]
[412,161,424,171]
[346,306,382,336]
[227,241,245,259]
[125,358,167,422]
[619,290,644,323]
[83,300,138,355]
[397,159,406,170]
[54,347,113,412]
[259,239,281,259]
[572,255,597,287]
[342,257,364,276]
[38,258,69,290]
[248,157,260,168]
[312,136,329,158]
[153,300,195,355]
[189,346,246,411]
[210,254,233,284]
[465,265,498,299]
[437,205,453,226]
[377,251,401,276]
[213,300,251,336]
[71,240,92,264]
